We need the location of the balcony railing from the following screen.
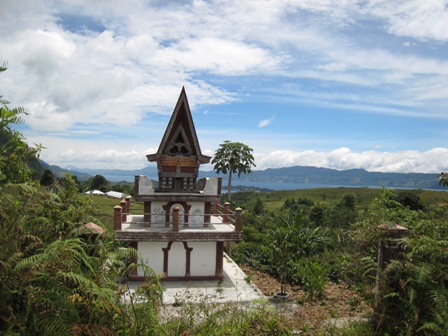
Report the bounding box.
[113,199,242,233]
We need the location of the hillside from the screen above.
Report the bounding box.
[39,160,91,180]
[45,163,443,190]
[201,166,442,190]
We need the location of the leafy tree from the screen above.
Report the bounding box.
[111,182,134,196]
[328,193,358,228]
[294,259,329,300]
[40,168,56,186]
[439,172,448,186]
[309,204,327,227]
[89,174,109,192]
[283,198,294,209]
[253,196,264,215]
[0,69,165,335]
[1,66,43,185]
[267,213,330,295]
[395,190,424,211]
[347,188,448,335]
[340,193,356,210]
[211,140,255,202]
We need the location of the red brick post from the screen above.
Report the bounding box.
[375,223,408,310]
[144,201,151,227]
[172,207,179,232]
[235,207,243,232]
[204,202,211,227]
[223,202,230,223]
[214,203,220,215]
[120,199,127,222]
[125,195,132,213]
[114,205,122,230]
[215,241,224,278]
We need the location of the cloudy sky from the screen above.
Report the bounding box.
[1,0,447,173]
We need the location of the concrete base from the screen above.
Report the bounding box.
[124,253,264,305]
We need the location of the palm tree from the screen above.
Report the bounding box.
[211,140,255,202]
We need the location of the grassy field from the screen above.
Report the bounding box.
[229,187,448,212]
[90,187,448,230]
[89,195,144,231]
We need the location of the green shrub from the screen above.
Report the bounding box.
[295,259,328,300]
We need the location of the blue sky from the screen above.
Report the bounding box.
[0,0,447,173]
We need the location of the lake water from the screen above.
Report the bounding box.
[103,175,445,191]
[105,175,372,190]
[230,180,347,190]
[231,181,447,192]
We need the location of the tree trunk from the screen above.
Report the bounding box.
[227,171,233,202]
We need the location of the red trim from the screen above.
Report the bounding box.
[162,241,193,277]
[129,275,224,282]
[216,241,224,277]
[162,202,192,226]
[144,201,151,225]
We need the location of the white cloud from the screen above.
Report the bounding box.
[1,0,447,173]
[38,140,158,170]
[258,115,275,128]
[254,147,448,173]
[152,38,282,76]
[26,101,73,131]
[366,0,448,41]
[41,146,448,173]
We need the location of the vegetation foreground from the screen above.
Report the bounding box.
[3,66,448,334]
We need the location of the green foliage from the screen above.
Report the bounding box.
[160,294,293,335]
[232,241,272,272]
[88,174,110,192]
[266,213,331,294]
[0,103,39,185]
[309,203,327,227]
[0,178,164,334]
[253,196,265,214]
[315,320,373,336]
[233,186,448,334]
[439,172,448,186]
[231,187,394,213]
[40,168,56,186]
[417,289,448,335]
[89,194,144,230]
[282,197,314,212]
[211,140,255,202]
[344,189,448,335]
[3,71,448,334]
[327,193,358,228]
[111,181,134,196]
[0,176,151,334]
[395,190,424,211]
[0,81,165,335]
[295,259,329,300]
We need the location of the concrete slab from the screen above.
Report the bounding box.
[125,253,265,305]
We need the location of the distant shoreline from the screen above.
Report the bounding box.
[103,175,446,192]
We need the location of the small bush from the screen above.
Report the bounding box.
[295,260,329,300]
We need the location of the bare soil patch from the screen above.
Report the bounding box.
[241,265,373,331]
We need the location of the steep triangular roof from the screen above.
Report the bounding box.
[146,87,211,164]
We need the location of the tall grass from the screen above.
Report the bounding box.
[157,293,293,335]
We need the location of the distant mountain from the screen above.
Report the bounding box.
[44,163,444,190]
[199,166,443,190]
[39,160,91,181]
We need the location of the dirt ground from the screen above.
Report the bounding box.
[241,265,373,331]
